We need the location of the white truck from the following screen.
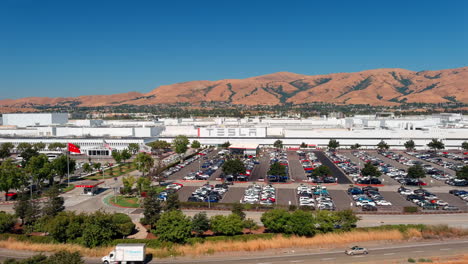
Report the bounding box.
[102,243,146,264]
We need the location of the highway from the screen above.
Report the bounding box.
[1,240,467,263]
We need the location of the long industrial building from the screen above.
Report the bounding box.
[0,112,467,153]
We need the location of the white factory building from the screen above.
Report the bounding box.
[0,112,467,152]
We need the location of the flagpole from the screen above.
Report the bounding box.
[67,144,70,187]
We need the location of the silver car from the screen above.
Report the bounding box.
[345,246,368,255]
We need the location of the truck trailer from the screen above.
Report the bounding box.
[102,243,146,264]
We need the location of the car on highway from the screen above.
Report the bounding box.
[345,246,368,255]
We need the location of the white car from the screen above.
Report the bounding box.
[375,200,392,206]
[356,200,376,207]
[435,200,448,206]
[399,189,413,195]
[183,175,196,180]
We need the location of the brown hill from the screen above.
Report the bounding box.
[1,67,467,109]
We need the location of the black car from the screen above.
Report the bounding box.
[362,186,379,192]
[362,204,378,211]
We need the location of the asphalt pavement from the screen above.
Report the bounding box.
[313,151,352,184]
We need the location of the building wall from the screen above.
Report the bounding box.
[3,113,68,127]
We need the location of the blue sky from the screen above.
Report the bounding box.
[1,0,466,99]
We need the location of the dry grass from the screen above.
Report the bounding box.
[0,230,406,258]
[0,238,112,257]
[429,255,468,264]
[153,229,406,257]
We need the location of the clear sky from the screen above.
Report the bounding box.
[1,0,467,99]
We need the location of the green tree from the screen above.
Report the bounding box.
[427,138,445,151]
[14,196,40,226]
[133,152,154,177]
[287,210,316,236]
[120,148,132,165]
[51,155,76,183]
[122,175,136,195]
[191,140,201,149]
[173,135,190,156]
[147,140,171,154]
[210,214,244,236]
[243,218,259,234]
[26,154,53,188]
[231,203,246,220]
[456,165,468,180]
[142,190,162,229]
[377,140,390,151]
[311,165,332,177]
[136,176,151,195]
[18,144,39,165]
[361,162,382,177]
[273,139,283,149]
[0,158,27,200]
[221,141,231,148]
[222,159,246,175]
[111,150,123,171]
[268,162,286,176]
[0,142,14,159]
[17,143,32,153]
[0,211,15,233]
[154,210,192,243]
[350,143,361,150]
[127,143,140,154]
[81,212,115,248]
[407,164,426,186]
[261,209,291,233]
[92,162,102,175]
[334,209,360,231]
[164,193,180,211]
[42,186,65,217]
[111,213,135,238]
[48,142,66,151]
[462,141,468,151]
[314,210,337,233]
[404,140,416,151]
[82,163,92,174]
[191,212,210,236]
[300,142,308,148]
[328,139,340,150]
[33,142,46,151]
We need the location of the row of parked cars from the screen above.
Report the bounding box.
[325,151,362,178]
[296,184,335,210]
[353,151,426,186]
[183,157,225,180]
[225,157,259,182]
[187,183,229,203]
[347,186,391,211]
[157,183,183,201]
[449,189,468,203]
[398,187,458,211]
[163,149,212,178]
[268,150,289,182]
[242,184,276,205]
[407,151,465,172]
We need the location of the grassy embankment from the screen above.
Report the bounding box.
[0,225,466,259]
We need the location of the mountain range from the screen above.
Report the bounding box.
[1,67,467,109]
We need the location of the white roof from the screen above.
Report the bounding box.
[228,143,259,150]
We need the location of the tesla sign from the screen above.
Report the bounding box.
[198,128,266,138]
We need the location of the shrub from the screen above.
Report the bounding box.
[0,212,15,233]
[210,214,244,236]
[154,210,192,243]
[261,209,290,233]
[403,207,418,213]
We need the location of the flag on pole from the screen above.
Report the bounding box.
[68,143,81,154]
[103,140,113,151]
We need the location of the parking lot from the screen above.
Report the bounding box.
[313,151,352,184]
[287,151,308,181]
